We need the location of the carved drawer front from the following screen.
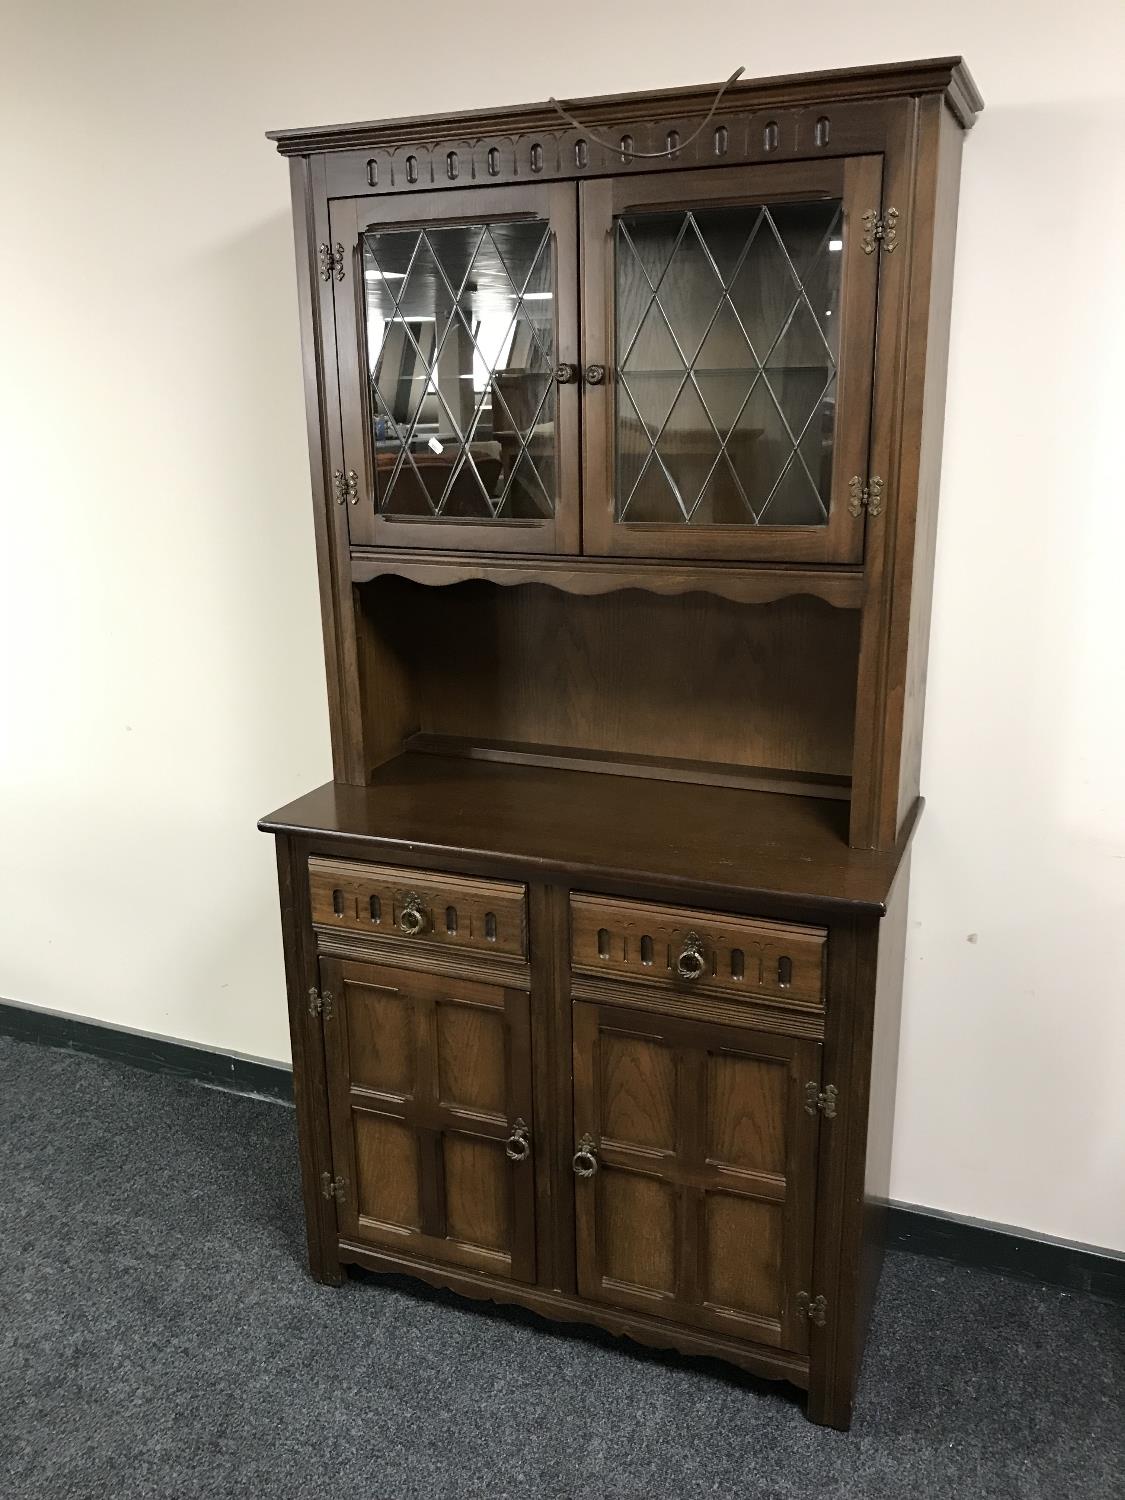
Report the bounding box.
[570,894,826,1008]
[309,857,527,960]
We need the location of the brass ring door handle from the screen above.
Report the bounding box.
[554,362,578,384]
[398,895,428,937]
[505,1119,531,1163]
[571,1134,599,1177]
[675,932,707,982]
[584,364,606,386]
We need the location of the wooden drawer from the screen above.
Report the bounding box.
[570,893,826,1007]
[308,857,527,960]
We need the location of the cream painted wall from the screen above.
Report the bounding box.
[2,1,1123,1252]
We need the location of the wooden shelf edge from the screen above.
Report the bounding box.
[351,550,865,609]
[403,733,852,801]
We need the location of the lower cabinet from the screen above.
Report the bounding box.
[320,955,537,1282]
[277,842,901,1430]
[317,945,822,1362]
[571,1000,821,1354]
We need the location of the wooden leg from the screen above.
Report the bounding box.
[805,1369,856,1430]
[307,1236,345,1287]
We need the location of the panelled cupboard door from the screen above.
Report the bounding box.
[580,158,882,563]
[331,183,580,554]
[321,956,536,1281]
[572,1001,821,1352]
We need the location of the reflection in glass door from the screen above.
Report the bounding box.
[365,219,557,522]
[581,159,881,563]
[615,200,842,528]
[332,183,578,554]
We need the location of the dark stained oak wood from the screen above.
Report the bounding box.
[569,892,827,1007]
[263,62,978,1430]
[572,999,821,1352]
[321,954,537,1282]
[266,57,982,154]
[308,855,527,958]
[337,1235,811,1387]
[359,580,861,792]
[350,550,866,609]
[273,837,343,1285]
[259,753,921,916]
[849,97,969,849]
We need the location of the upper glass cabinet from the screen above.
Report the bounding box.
[329,158,881,563]
[581,159,881,563]
[332,184,579,553]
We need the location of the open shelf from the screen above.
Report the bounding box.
[351,549,864,608]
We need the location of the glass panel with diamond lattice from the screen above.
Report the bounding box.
[363,219,556,522]
[614,199,843,527]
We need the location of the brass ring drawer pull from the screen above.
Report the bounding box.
[505,1119,531,1163]
[571,1134,599,1178]
[675,932,707,982]
[398,895,428,937]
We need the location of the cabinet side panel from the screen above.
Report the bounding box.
[857,852,910,1352]
[806,862,909,1428]
[274,834,343,1284]
[287,155,365,782]
[851,99,966,849]
[894,106,966,832]
[354,582,419,775]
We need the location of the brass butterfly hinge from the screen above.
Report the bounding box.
[307,987,334,1020]
[321,1172,347,1201]
[861,207,899,254]
[804,1082,838,1119]
[797,1291,828,1327]
[333,468,359,505]
[848,475,884,518]
[318,242,345,281]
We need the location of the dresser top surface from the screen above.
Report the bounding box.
[259,754,916,916]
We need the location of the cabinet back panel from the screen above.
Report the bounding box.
[359,579,858,780]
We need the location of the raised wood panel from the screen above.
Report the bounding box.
[354,1111,421,1231]
[435,1000,506,1114]
[442,1134,511,1254]
[309,854,527,960]
[573,1000,821,1351]
[704,1192,783,1321]
[361,579,860,784]
[571,892,827,1009]
[600,1031,678,1152]
[347,983,415,1096]
[600,1169,678,1296]
[322,955,536,1282]
[707,1052,788,1174]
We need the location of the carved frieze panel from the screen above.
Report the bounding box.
[323,101,898,200]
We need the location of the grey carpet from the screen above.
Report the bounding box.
[0,1035,1121,1500]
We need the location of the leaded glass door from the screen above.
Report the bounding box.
[580,159,881,562]
[332,184,579,553]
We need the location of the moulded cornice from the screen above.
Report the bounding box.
[266,56,983,156]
